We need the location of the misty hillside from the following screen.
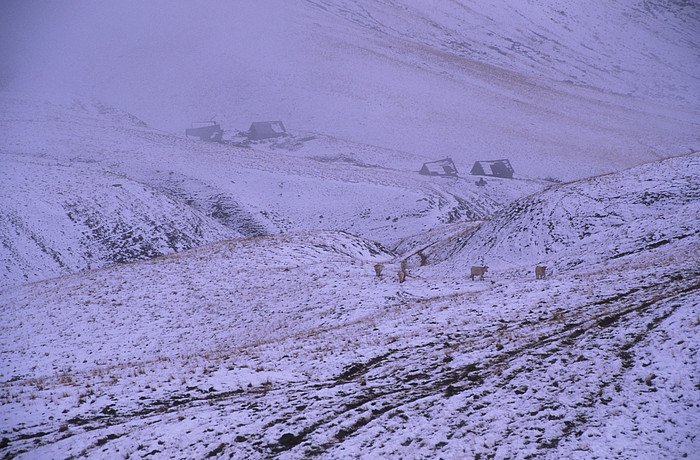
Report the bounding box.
[0,153,240,288]
[311,0,700,102]
[1,152,697,459]
[0,94,546,290]
[2,0,698,179]
[1,0,699,459]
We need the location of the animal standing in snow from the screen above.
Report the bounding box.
[398,270,406,283]
[400,260,408,273]
[374,263,384,277]
[535,265,547,279]
[470,266,488,280]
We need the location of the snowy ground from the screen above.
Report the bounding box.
[0,94,546,290]
[4,1,699,180]
[1,154,697,459]
[1,0,699,458]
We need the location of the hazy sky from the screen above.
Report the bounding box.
[1,1,293,95]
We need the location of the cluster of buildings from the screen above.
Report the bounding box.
[186,120,514,182]
[419,157,514,181]
[185,121,287,142]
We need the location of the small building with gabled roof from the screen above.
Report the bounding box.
[248,121,287,140]
[470,159,514,179]
[185,122,223,142]
[419,157,459,177]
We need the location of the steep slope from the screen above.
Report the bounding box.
[0,95,547,289]
[420,152,700,275]
[3,1,698,180]
[311,0,700,104]
[0,154,238,290]
[1,151,697,459]
[1,1,699,455]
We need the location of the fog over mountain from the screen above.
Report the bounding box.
[2,1,698,178]
[1,1,699,459]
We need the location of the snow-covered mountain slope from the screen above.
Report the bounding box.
[0,95,546,290]
[3,1,698,180]
[1,151,697,459]
[0,153,239,289]
[311,0,700,104]
[2,0,698,289]
[420,151,700,275]
[1,1,699,457]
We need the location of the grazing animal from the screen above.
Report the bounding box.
[374,263,384,277]
[398,270,406,283]
[470,266,488,280]
[535,265,547,279]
